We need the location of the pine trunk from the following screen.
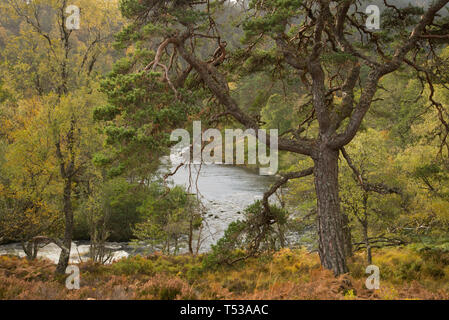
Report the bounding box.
[314,146,349,275]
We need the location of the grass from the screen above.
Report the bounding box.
[0,246,448,300]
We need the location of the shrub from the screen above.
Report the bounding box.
[111,255,155,275]
[139,274,196,300]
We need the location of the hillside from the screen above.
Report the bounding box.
[1,246,449,300]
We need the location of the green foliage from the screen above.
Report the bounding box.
[111,253,204,281]
[96,53,202,180]
[204,201,290,268]
[74,178,148,241]
[261,93,300,133]
[203,220,247,269]
[1,0,449,288]
[243,0,304,39]
[340,129,403,241]
[133,184,202,254]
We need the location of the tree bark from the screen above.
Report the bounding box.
[188,215,194,255]
[314,146,348,275]
[362,194,372,265]
[56,177,73,274]
[342,211,353,258]
[363,223,372,265]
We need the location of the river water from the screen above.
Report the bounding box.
[0,148,276,263]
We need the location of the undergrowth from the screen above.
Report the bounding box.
[1,246,448,300]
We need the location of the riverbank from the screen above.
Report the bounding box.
[1,246,448,300]
[0,161,278,261]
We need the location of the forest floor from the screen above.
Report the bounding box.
[1,246,449,300]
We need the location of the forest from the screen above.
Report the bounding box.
[0,0,449,301]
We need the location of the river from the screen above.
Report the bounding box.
[0,148,276,263]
